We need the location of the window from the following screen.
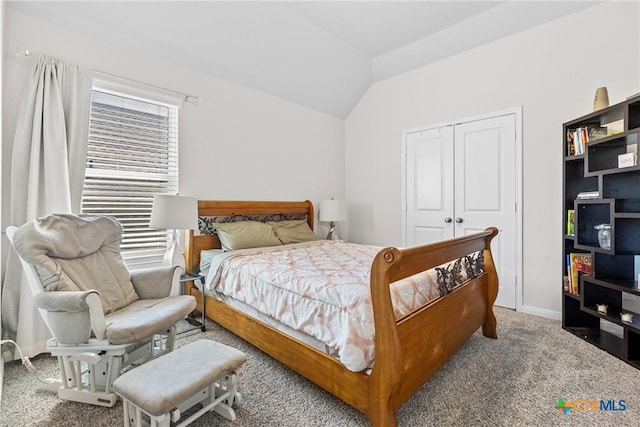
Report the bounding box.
[82,86,179,268]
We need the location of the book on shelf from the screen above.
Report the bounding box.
[567,130,576,156]
[576,191,599,200]
[567,129,583,155]
[566,255,572,293]
[580,128,587,152]
[566,126,608,156]
[587,126,607,141]
[568,253,592,295]
[567,128,586,155]
[566,209,575,235]
[618,152,637,168]
[604,119,624,136]
[576,255,592,276]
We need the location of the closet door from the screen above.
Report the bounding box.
[404,112,518,309]
[454,114,517,308]
[405,126,454,246]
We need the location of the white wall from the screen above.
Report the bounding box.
[3,3,639,321]
[345,1,640,317]
[2,8,345,237]
[0,0,5,401]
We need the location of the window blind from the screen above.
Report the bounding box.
[82,90,179,269]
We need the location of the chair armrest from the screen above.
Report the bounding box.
[34,290,107,343]
[34,290,98,312]
[130,265,181,299]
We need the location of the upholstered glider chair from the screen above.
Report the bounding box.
[6,214,196,407]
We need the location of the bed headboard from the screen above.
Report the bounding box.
[185,200,315,273]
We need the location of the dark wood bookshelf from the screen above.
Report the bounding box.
[562,93,640,369]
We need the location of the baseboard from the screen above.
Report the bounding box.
[519,305,561,321]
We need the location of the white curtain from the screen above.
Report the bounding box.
[1,56,91,360]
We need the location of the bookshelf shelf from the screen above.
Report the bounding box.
[562,93,640,369]
[581,306,640,334]
[564,154,585,161]
[583,276,640,294]
[585,131,640,176]
[564,327,625,360]
[563,291,581,301]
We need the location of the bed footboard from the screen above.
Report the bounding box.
[367,227,499,426]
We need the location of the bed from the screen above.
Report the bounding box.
[184,200,499,426]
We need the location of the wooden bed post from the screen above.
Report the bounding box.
[368,247,403,427]
[303,199,315,230]
[481,227,499,339]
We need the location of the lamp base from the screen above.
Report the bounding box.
[163,229,185,273]
[326,221,335,240]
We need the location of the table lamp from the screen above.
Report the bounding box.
[319,199,346,240]
[149,194,198,272]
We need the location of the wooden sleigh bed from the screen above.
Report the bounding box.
[184,200,499,426]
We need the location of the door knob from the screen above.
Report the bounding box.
[455,217,463,223]
[444,217,452,223]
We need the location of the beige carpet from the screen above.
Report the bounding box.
[2,307,639,426]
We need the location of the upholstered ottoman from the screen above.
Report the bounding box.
[112,340,247,427]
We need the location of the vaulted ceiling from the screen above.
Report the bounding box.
[7,1,599,118]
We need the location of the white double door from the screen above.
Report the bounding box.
[404,113,518,309]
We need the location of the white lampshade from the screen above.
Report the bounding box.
[149,195,198,231]
[319,199,346,222]
[149,194,198,272]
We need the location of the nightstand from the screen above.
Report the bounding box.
[180,271,206,332]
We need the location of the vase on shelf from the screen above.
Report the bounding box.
[593,87,609,111]
[594,223,612,250]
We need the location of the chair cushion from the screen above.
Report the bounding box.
[13,214,139,314]
[105,296,196,344]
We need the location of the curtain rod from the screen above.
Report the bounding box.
[15,49,200,106]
